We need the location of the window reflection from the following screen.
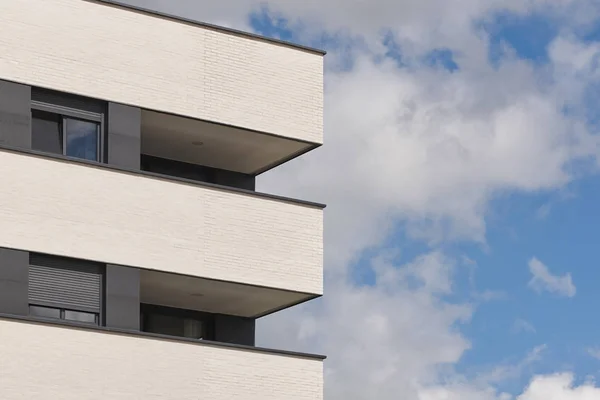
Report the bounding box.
[29,305,99,325]
[64,310,97,324]
[65,118,99,161]
[29,305,61,319]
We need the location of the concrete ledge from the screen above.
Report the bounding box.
[92,0,327,56]
[0,144,326,209]
[0,314,324,399]
[0,313,326,360]
[0,145,324,294]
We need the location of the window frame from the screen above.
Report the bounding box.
[31,100,104,162]
[29,304,100,326]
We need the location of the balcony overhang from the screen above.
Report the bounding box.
[141,269,318,318]
[141,110,318,175]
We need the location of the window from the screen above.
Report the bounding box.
[28,254,103,326]
[31,101,103,162]
[140,304,213,340]
[29,305,99,325]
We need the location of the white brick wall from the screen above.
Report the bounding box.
[0,318,324,400]
[0,0,323,144]
[0,150,323,295]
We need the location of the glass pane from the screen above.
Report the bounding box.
[29,305,61,319]
[144,313,184,337]
[64,310,98,324]
[65,118,99,161]
[31,110,63,155]
[184,319,204,339]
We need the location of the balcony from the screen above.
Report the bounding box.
[140,109,318,176]
[0,316,324,400]
[1,0,324,173]
[0,147,323,315]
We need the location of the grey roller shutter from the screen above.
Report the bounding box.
[28,255,102,313]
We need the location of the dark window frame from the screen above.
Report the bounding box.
[29,304,100,325]
[31,100,105,162]
[140,303,215,341]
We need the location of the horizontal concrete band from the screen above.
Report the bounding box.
[0,145,324,295]
[0,0,324,143]
[0,313,327,360]
[0,144,326,209]
[0,315,324,400]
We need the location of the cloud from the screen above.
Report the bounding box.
[528,258,576,297]
[255,251,474,399]
[587,347,600,360]
[123,0,600,399]
[479,344,547,385]
[423,370,600,400]
[512,319,537,334]
[420,345,546,400]
[535,203,552,220]
[517,373,600,400]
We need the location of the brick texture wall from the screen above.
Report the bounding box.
[0,149,323,295]
[0,0,323,144]
[0,318,324,400]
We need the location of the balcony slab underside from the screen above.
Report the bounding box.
[141,269,316,318]
[141,110,316,175]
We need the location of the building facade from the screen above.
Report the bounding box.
[0,0,325,398]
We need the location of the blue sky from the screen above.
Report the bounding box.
[247,3,600,398]
[452,13,600,389]
[458,178,600,387]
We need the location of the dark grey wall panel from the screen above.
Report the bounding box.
[0,248,29,316]
[214,315,255,346]
[105,264,140,330]
[0,80,31,149]
[141,154,212,181]
[108,103,141,169]
[141,154,256,191]
[213,170,255,191]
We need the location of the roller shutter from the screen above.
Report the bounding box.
[28,254,102,313]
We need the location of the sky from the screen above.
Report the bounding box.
[125,1,600,399]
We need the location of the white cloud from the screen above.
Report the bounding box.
[254,251,474,399]
[423,371,600,400]
[488,345,547,383]
[512,319,537,334]
[123,0,600,399]
[528,258,576,298]
[587,348,600,360]
[535,203,552,220]
[518,373,600,400]
[416,345,545,400]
